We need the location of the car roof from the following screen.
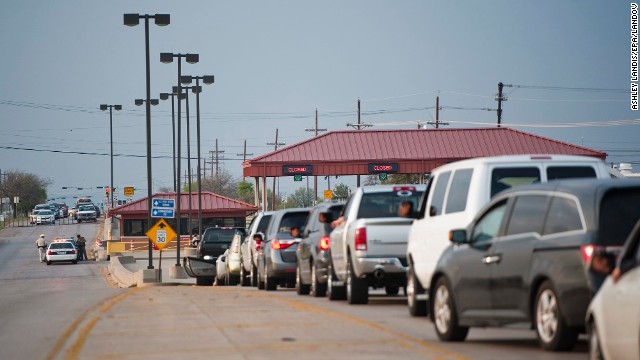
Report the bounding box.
[359,184,426,193]
[432,154,606,173]
[499,178,640,197]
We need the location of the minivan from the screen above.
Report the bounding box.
[429,178,640,351]
[406,154,614,317]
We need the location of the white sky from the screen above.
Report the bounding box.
[1,1,638,204]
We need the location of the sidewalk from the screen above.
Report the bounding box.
[105,248,197,287]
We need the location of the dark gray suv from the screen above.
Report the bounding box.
[295,202,345,297]
[429,178,640,352]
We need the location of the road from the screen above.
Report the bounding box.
[0,223,589,359]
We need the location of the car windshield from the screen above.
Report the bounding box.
[202,229,245,243]
[598,188,640,246]
[357,189,424,218]
[50,242,73,249]
[79,205,94,211]
[39,210,53,215]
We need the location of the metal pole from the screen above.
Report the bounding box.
[196,80,203,236]
[171,93,176,193]
[185,88,193,239]
[175,58,183,267]
[109,107,114,209]
[144,16,154,269]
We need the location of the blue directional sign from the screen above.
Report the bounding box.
[152,208,175,218]
[152,198,175,208]
[151,198,175,218]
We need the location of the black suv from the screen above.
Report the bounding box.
[429,178,640,351]
[196,227,247,261]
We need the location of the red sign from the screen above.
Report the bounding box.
[368,163,399,173]
[283,165,313,175]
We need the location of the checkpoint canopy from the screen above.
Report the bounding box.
[241,128,607,207]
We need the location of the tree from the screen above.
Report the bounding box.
[363,175,380,186]
[0,170,51,215]
[386,174,421,184]
[157,185,172,193]
[199,168,237,199]
[236,180,255,204]
[288,186,315,208]
[332,183,351,200]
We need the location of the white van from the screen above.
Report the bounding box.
[405,154,614,316]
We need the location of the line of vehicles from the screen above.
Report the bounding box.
[183,154,640,358]
[29,198,100,225]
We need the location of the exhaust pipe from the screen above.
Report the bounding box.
[373,268,385,280]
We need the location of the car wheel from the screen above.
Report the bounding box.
[534,281,578,351]
[197,277,214,286]
[240,263,250,287]
[46,261,51,265]
[265,271,277,291]
[346,256,368,304]
[589,320,604,360]
[72,260,78,264]
[327,260,346,300]
[295,265,311,295]
[407,266,428,316]
[432,276,468,342]
[250,262,258,287]
[310,261,327,297]
[385,286,400,295]
[257,263,265,290]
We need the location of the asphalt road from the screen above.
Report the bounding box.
[0,222,589,360]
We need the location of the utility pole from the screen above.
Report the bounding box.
[496,82,511,127]
[236,139,253,163]
[208,139,225,177]
[426,96,449,128]
[305,108,327,202]
[346,99,372,188]
[267,129,285,211]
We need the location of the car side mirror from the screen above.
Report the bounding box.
[449,229,467,244]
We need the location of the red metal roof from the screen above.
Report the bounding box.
[108,191,258,218]
[242,128,607,177]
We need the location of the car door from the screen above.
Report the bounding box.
[490,194,550,321]
[452,199,509,320]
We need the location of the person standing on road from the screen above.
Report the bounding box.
[76,234,88,261]
[36,234,47,262]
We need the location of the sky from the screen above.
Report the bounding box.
[1,1,638,206]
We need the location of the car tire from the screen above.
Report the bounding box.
[240,263,250,287]
[295,265,311,295]
[72,260,78,264]
[310,261,327,297]
[197,277,214,286]
[534,281,578,351]
[257,263,265,290]
[385,286,400,295]
[327,260,346,301]
[589,320,605,360]
[346,256,368,304]
[46,261,52,265]
[407,265,428,317]
[432,276,469,342]
[250,262,258,287]
[265,271,277,291]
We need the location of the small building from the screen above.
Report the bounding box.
[107,192,258,250]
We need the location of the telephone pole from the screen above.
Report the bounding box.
[496,82,511,127]
[305,108,327,202]
[236,139,253,162]
[267,129,285,211]
[208,139,225,176]
[346,99,371,187]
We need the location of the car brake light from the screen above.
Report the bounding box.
[271,239,296,250]
[71,249,76,254]
[580,244,596,264]
[47,250,53,255]
[393,186,416,192]
[355,227,367,251]
[320,235,330,251]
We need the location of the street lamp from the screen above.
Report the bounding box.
[181,75,214,236]
[124,13,169,271]
[99,104,122,212]
[161,52,199,270]
[160,91,185,194]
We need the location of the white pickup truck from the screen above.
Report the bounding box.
[328,184,425,304]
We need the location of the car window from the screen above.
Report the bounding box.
[505,195,550,236]
[278,212,309,234]
[547,166,596,180]
[430,171,451,217]
[471,200,507,245]
[50,243,73,249]
[341,195,355,220]
[445,169,473,214]
[357,189,424,218]
[491,167,540,198]
[542,196,583,235]
[203,229,241,243]
[256,215,271,232]
[598,188,640,246]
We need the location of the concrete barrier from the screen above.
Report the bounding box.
[107,256,137,288]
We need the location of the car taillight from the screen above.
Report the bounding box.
[271,239,296,250]
[581,244,617,275]
[320,235,330,251]
[47,250,53,255]
[255,240,262,252]
[355,227,367,251]
[71,249,76,254]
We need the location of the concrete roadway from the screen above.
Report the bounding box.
[0,222,589,360]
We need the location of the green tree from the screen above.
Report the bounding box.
[332,183,351,200]
[199,168,237,199]
[386,174,421,184]
[363,175,380,186]
[0,170,51,215]
[288,186,315,208]
[236,180,255,204]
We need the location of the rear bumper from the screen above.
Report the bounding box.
[354,257,407,277]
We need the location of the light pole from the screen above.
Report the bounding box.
[181,75,214,237]
[161,52,198,270]
[99,104,121,211]
[160,91,184,194]
[124,13,169,270]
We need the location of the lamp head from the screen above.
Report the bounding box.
[160,93,169,101]
[150,99,159,106]
[154,14,170,26]
[203,75,215,85]
[186,53,199,64]
[135,99,143,106]
[114,105,122,111]
[100,104,108,111]
[180,75,193,84]
[160,53,174,64]
[123,14,139,26]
